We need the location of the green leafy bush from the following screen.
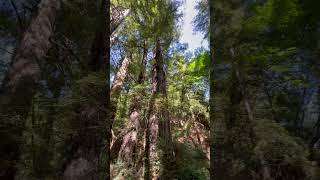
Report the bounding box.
[174,142,209,180]
[253,119,315,179]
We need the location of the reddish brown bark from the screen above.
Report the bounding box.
[116,42,148,177]
[2,0,61,94]
[63,5,131,178]
[62,0,110,179]
[145,40,175,180]
[62,4,131,179]
[0,0,61,179]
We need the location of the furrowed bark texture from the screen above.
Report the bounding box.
[62,3,133,179]
[209,0,224,179]
[223,63,256,179]
[62,0,110,179]
[2,0,60,94]
[0,0,61,179]
[117,42,148,178]
[145,40,175,180]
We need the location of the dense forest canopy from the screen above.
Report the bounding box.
[207,0,320,179]
[0,0,319,179]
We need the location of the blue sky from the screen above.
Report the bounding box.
[179,0,208,53]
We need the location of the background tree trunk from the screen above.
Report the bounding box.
[145,40,175,180]
[117,41,148,177]
[110,56,131,126]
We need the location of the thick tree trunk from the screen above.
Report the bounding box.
[62,97,108,180]
[145,40,174,180]
[1,0,60,94]
[62,0,110,179]
[0,0,61,179]
[117,42,148,177]
[209,1,225,179]
[89,6,129,71]
[62,3,133,179]
[117,105,141,174]
[110,56,131,125]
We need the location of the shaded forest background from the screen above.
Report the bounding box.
[0,0,319,180]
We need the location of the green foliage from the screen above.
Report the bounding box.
[187,52,210,77]
[128,0,182,45]
[59,0,100,41]
[76,72,106,101]
[16,94,61,179]
[253,119,317,179]
[245,47,297,63]
[2,0,320,179]
[255,120,308,162]
[244,0,301,34]
[168,52,209,118]
[175,143,209,180]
